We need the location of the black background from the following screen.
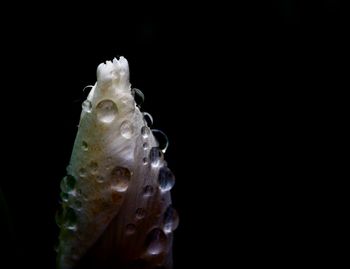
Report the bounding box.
[0,1,344,268]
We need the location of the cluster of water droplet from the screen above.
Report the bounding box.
[143,205,179,257]
[146,145,175,194]
[138,99,178,237]
[141,125,151,165]
[56,175,79,232]
[84,94,137,141]
[58,84,179,266]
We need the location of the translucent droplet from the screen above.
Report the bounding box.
[82,141,88,151]
[95,175,105,183]
[142,157,148,165]
[143,112,153,126]
[60,192,69,202]
[145,228,167,255]
[89,161,98,175]
[143,142,149,150]
[60,175,76,193]
[120,120,134,139]
[135,208,146,219]
[66,175,76,189]
[158,167,175,192]
[150,147,163,167]
[82,100,92,113]
[65,207,77,230]
[82,85,94,92]
[141,126,150,138]
[96,99,118,123]
[126,223,136,235]
[79,168,87,178]
[131,88,144,107]
[110,166,131,192]
[163,205,179,233]
[151,129,169,153]
[143,185,154,197]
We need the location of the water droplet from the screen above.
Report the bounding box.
[131,88,144,107]
[141,126,150,138]
[82,141,88,151]
[65,207,77,230]
[82,100,92,113]
[143,185,154,197]
[143,112,153,126]
[158,167,175,192]
[83,85,94,92]
[143,142,149,150]
[135,208,146,219]
[79,168,87,178]
[126,223,136,235]
[96,99,118,123]
[60,175,76,193]
[142,157,148,165]
[60,192,69,202]
[66,175,76,189]
[89,161,98,175]
[145,228,167,255]
[110,167,131,192]
[120,120,134,139]
[150,147,163,167]
[163,205,179,233]
[95,175,105,183]
[151,129,169,153]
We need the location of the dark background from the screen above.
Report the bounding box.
[0,1,344,268]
